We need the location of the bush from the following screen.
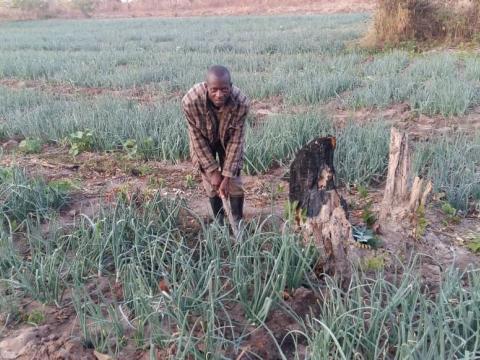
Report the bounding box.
[365,0,480,47]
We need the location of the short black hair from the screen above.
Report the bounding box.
[207,65,231,83]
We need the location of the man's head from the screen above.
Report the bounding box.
[206,65,232,108]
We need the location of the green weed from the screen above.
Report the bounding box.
[441,202,461,225]
[357,184,369,199]
[361,256,385,271]
[362,201,377,228]
[18,138,42,154]
[122,139,138,159]
[26,309,45,326]
[184,174,196,189]
[466,235,480,253]
[68,129,94,156]
[415,203,428,239]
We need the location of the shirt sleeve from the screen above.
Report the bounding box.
[182,102,219,173]
[222,104,249,178]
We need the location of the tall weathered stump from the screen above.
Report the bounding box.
[380,128,432,230]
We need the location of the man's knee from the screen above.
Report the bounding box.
[229,176,244,197]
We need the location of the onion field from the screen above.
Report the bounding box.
[0,14,479,359]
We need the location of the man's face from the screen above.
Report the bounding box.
[206,74,231,108]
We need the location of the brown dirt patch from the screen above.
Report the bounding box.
[0,78,181,104]
[328,100,480,139]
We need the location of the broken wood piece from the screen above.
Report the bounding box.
[380,128,410,221]
[408,176,433,214]
[408,176,424,213]
[221,195,239,238]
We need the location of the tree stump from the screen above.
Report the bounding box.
[289,136,352,278]
[380,128,432,228]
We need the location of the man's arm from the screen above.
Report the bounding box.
[221,105,249,178]
[182,104,219,174]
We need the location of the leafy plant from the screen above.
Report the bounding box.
[122,139,138,159]
[68,130,93,156]
[352,225,382,249]
[441,201,461,225]
[466,235,480,253]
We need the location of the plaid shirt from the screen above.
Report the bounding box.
[182,82,250,178]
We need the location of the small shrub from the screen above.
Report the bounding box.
[18,138,42,154]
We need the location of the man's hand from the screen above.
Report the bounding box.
[209,169,222,192]
[219,176,231,198]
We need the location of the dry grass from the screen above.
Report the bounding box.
[364,0,480,47]
[0,0,376,20]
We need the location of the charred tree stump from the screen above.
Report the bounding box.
[289,136,352,278]
[380,128,432,229]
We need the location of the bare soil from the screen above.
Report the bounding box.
[0,0,376,21]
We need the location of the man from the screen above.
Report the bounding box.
[182,65,250,225]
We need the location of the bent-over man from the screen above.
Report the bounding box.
[182,65,250,225]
